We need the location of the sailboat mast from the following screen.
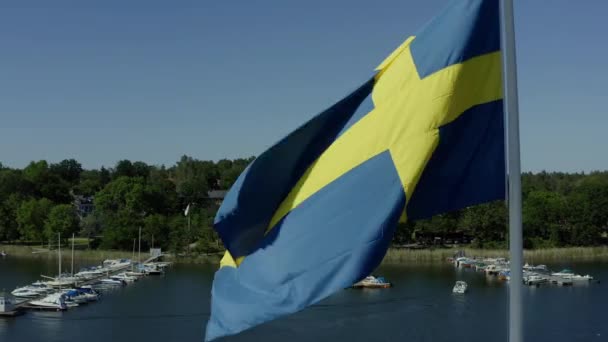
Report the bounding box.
[58,232,61,276]
[71,233,75,275]
[138,227,141,264]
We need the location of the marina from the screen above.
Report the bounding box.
[1,234,171,317]
[449,254,597,289]
[2,260,606,342]
[5,257,169,314]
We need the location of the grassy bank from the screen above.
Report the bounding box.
[3,244,607,265]
[0,244,131,262]
[381,246,608,264]
[0,244,221,264]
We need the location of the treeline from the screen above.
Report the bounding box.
[1,158,607,253]
[395,172,608,248]
[0,156,253,253]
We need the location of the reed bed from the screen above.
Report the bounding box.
[3,244,607,265]
[382,246,608,264]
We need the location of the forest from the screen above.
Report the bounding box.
[1,157,607,253]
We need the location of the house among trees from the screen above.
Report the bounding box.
[74,195,94,218]
[207,190,227,205]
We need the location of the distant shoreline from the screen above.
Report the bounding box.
[2,244,607,265]
[381,246,608,264]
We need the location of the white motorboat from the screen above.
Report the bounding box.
[352,275,392,288]
[144,265,163,275]
[452,281,468,294]
[75,267,105,280]
[11,283,54,298]
[29,293,68,310]
[76,286,100,301]
[570,274,594,281]
[145,262,171,269]
[551,269,592,281]
[42,275,79,288]
[125,271,146,277]
[99,278,125,286]
[62,289,90,304]
[524,274,548,285]
[111,273,137,283]
[11,288,41,298]
[103,259,132,271]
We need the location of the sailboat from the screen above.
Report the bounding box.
[42,233,78,288]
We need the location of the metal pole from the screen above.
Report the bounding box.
[500,1,523,342]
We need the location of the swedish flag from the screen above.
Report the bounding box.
[205,0,504,340]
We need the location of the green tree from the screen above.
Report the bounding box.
[173,156,213,203]
[145,166,178,215]
[95,177,146,249]
[523,191,566,247]
[22,160,71,203]
[459,201,507,247]
[143,214,170,249]
[50,159,83,185]
[81,211,104,240]
[16,198,53,242]
[44,204,80,240]
[0,194,24,241]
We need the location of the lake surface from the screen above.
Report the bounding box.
[1,257,606,342]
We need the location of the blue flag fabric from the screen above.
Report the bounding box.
[205,0,505,340]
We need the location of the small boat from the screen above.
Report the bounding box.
[103,259,132,271]
[485,264,500,275]
[62,289,89,304]
[11,283,54,298]
[452,281,468,294]
[524,274,548,286]
[75,267,105,280]
[77,286,100,301]
[99,278,125,286]
[551,269,593,281]
[111,273,137,283]
[524,263,548,272]
[125,271,146,277]
[474,263,487,272]
[42,274,80,288]
[571,274,593,281]
[498,270,510,281]
[0,251,7,257]
[144,265,163,275]
[29,293,68,311]
[352,276,392,289]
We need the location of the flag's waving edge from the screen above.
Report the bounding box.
[206,0,504,340]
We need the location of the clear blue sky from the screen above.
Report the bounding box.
[1,0,606,172]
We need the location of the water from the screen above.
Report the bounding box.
[1,257,606,342]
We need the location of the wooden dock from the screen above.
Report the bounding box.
[0,309,25,317]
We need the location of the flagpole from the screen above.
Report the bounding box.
[500,1,523,342]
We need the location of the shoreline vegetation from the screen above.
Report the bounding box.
[3,244,607,265]
[1,159,608,261]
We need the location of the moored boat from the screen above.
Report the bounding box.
[352,276,392,289]
[29,293,68,311]
[111,273,137,283]
[452,281,468,294]
[99,278,125,286]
